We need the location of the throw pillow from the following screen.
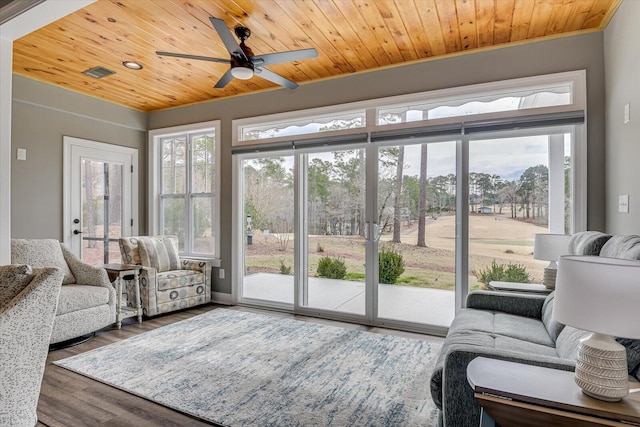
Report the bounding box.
[0,264,34,307]
[11,239,76,284]
[138,236,180,273]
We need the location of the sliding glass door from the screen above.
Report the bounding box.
[468,129,572,290]
[240,155,295,307]
[300,148,367,315]
[375,141,457,328]
[233,71,586,333]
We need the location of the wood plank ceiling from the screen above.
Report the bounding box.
[12,0,620,112]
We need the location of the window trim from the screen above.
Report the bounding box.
[148,120,220,260]
[233,70,586,147]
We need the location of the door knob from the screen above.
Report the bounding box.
[73,230,83,235]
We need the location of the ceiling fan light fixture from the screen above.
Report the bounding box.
[230,65,254,80]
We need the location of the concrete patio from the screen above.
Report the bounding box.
[242,272,455,327]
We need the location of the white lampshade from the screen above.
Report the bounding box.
[553,256,640,338]
[533,233,571,262]
[554,255,640,339]
[554,255,640,401]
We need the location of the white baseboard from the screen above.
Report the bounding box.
[211,291,234,305]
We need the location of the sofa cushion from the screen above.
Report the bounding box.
[430,328,558,409]
[119,237,142,265]
[541,292,564,342]
[449,309,555,347]
[138,236,180,273]
[567,231,612,256]
[599,235,640,260]
[156,269,204,291]
[11,239,76,284]
[0,264,34,306]
[555,326,590,360]
[56,284,111,315]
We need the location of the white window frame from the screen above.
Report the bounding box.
[233,70,587,231]
[232,71,588,326]
[148,120,221,260]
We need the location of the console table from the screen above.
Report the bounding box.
[488,280,551,294]
[99,264,143,329]
[467,357,640,427]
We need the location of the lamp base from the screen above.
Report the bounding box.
[542,266,557,289]
[574,333,629,401]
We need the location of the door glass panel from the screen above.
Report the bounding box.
[303,148,366,315]
[468,133,571,290]
[376,142,457,327]
[80,160,123,264]
[242,156,295,304]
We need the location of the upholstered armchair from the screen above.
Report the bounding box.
[119,236,211,316]
[0,265,63,427]
[11,239,116,344]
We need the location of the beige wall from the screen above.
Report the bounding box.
[149,32,607,294]
[11,75,147,239]
[11,32,607,295]
[604,0,640,234]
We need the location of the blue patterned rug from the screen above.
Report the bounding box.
[55,309,441,426]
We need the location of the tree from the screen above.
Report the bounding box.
[417,143,428,247]
[392,146,404,243]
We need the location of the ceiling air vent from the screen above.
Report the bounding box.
[82,66,116,79]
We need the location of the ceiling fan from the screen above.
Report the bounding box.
[156,17,318,89]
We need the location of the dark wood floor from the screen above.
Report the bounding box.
[37,304,443,427]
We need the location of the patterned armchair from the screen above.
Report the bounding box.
[119,236,211,316]
[1,265,63,427]
[11,239,116,344]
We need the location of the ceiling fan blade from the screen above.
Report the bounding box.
[253,48,318,66]
[209,17,247,61]
[156,51,230,64]
[214,69,234,88]
[255,67,298,89]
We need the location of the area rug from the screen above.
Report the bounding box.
[55,309,441,426]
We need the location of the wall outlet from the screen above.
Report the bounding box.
[219,268,225,279]
[17,148,26,161]
[619,194,629,213]
[624,102,630,124]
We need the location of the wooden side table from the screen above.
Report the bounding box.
[99,264,143,329]
[488,280,552,294]
[467,357,640,427]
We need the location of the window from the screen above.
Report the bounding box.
[149,121,220,258]
[232,71,586,333]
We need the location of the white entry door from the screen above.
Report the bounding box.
[63,136,138,264]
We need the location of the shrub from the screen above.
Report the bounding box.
[379,246,405,284]
[279,259,292,275]
[476,260,530,285]
[316,256,347,279]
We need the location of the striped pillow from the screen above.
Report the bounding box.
[138,236,180,273]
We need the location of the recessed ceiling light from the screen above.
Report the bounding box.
[122,61,143,70]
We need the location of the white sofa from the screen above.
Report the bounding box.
[11,239,116,344]
[0,265,63,427]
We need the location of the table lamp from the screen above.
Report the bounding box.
[554,255,640,401]
[533,233,571,289]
